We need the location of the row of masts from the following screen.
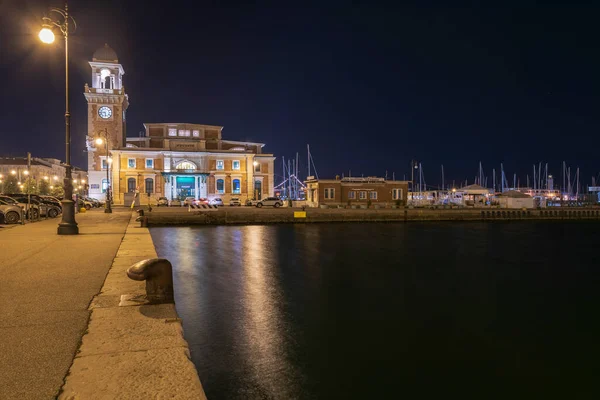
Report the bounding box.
[415,161,586,198]
[275,146,592,200]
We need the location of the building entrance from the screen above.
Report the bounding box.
[176,176,196,199]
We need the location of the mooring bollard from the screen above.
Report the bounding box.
[126,258,174,304]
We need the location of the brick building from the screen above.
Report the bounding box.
[305,177,409,208]
[84,45,275,204]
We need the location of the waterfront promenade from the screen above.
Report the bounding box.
[0,210,130,400]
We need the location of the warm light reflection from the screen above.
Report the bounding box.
[241,226,296,397]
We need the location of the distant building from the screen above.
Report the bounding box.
[0,156,87,193]
[304,176,409,208]
[84,44,275,204]
[496,190,535,209]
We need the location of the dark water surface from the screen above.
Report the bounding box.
[150,222,600,399]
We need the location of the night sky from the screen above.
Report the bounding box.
[1,1,599,188]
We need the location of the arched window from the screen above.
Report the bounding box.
[127,178,136,193]
[102,179,109,193]
[175,161,197,170]
[216,179,224,194]
[232,179,241,194]
[101,69,111,89]
[145,178,154,194]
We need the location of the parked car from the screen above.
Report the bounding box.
[198,198,209,205]
[170,199,182,207]
[183,197,196,206]
[82,196,100,208]
[13,196,61,218]
[1,195,40,219]
[210,198,224,206]
[256,197,283,208]
[0,203,23,224]
[157,197,169,207]
[229,197,242,206]
[245,199,259,206]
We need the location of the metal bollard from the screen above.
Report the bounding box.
[126,258,174,304]
[140,216,148,227]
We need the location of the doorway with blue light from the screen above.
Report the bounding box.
[176,176,196,199]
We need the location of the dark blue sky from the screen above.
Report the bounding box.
[1,0,599,188]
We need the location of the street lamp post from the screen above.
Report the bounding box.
[39,2,78,235]
[95,129,112,213]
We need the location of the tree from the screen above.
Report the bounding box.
[23,177,38,194]
[50,184,64,198]
[2,174,18,194]
[39,179,50,195]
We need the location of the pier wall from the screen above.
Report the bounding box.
[59,214,206,399]
[145,207,600,226]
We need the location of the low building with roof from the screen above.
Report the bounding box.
[496,190,535,209]
[305,176,409,208]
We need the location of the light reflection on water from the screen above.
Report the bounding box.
[151,222,600,399]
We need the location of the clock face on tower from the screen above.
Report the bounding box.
[98,106,112,119]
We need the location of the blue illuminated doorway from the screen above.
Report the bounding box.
[176,176,196,198]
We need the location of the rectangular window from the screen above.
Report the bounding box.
[359,191,367,200]
[348,191,355,199]
[101,179,109,193]
[192,130,200,137]
[128,158,136,169]
[392,188,403,200]
[168,128,177,136]
[254,162,261,173]
[101,159,108,170]
[216,160,224,170]
[216,178,225,194]
[145,178,154,194]
[145,159,154,169]
[232,179,241,194]
[232,160,240,170]
[369,191,378,199]
[324,188,335,200]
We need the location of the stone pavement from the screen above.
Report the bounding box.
[59,213,206,399]
[0,209,131,400]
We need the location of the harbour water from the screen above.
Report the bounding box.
[150,222,600,399]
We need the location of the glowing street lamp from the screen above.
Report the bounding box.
[11,170,16,175]
[38,24,55,44]
[39,2,78,235]
[96,129,112,213]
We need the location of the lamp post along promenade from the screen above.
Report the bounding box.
[39,2,79,234]
[95,129,112,213]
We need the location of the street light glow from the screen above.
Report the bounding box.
[11,170,16,175]
[24,170,29,175]
[95,138,103,145]
[253,161,259,166]
[39,27,55,44]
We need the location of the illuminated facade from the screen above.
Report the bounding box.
[85,45,275,204]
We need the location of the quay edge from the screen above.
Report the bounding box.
[144,207,600,226]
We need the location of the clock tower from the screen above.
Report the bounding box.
[84,44,129,200]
